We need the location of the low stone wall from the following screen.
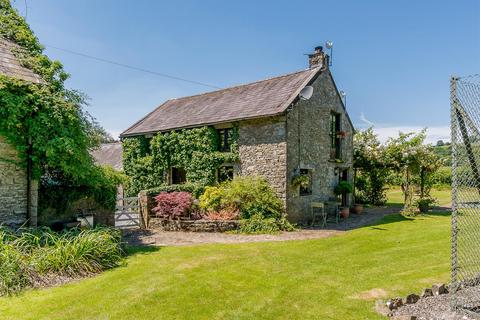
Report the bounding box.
[149,218,239,232]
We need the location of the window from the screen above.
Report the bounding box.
[171,167,186,184]
[299,169,312,196]
[217,128,233,152]
[218,166,234,183]
[329,112,341,160]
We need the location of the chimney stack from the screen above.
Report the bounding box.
[308,46,329,69]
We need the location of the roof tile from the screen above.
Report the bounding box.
[121,67,320,136]
[0,38,43,84]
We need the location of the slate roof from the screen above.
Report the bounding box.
[0,37,43,84]
[121,67,321,137]
[91,142,123,171]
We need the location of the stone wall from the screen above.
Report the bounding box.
[149,218,239,232]
[0,136,28,227]
[238,117,288,203]
[285,70,354,223]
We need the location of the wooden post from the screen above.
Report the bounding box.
[138,191,149,229]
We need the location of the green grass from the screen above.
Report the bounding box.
[386,187,451,207]
[0,213,451,320]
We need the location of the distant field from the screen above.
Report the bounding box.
[386,186,451,207]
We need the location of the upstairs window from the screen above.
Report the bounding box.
[217,128,233,152]
[171,167,186,185]
[329,112,342,160]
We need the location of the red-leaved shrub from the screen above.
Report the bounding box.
[153,191,194,219]
[205,207,240,220]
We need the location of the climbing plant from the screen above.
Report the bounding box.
[0,1,120,210]
[123,126,239,195]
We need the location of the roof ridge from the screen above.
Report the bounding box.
[169,67,319,101]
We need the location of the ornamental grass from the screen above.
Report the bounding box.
[0,227,124,296]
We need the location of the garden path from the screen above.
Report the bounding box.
[124,205,449,247]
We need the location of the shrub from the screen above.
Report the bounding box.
[199,176,294,232]
[40,166,127,215]
[153,192,194,219]
[354,174,387,205]
[199,186,224,212]
[199,176,285,220]
[145,183,206,199]
[237,214,295,234]
[432,166,451,186]
[414,197,437,213]
[0,227,124,296]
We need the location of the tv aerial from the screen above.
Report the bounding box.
[326,40,333,66]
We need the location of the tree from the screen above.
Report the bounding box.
[384,130,441,212]
[353,128,388,205]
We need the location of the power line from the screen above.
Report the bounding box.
[45,44,222,89]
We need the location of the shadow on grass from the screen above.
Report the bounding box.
[369,213,414,227]
[386,202,404,207]
[125,245,161,257]
[428,210,451,217]
[366,210,451,231]
[122,229,162,257]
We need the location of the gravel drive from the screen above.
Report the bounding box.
[391,286,480,320]
[123,206,405,247]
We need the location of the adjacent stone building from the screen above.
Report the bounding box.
[0,38,43,227]
[121,47,354,222]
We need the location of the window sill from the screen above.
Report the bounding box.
[328,159,344,163]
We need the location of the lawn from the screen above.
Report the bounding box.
[386,186,451,207]
[0,213,451,320]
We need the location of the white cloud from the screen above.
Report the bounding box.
[355,112,450,145]
[368,126,450,144]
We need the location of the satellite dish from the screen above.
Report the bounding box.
[299,86,314,100]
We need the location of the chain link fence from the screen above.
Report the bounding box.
[451,74,480,317]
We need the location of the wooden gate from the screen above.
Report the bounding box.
[115,196,141,229]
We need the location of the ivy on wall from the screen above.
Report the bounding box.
[123,126,239,195]
[0,0,123,214]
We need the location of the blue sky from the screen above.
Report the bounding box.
[13,0,480,142]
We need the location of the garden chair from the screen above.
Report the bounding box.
[310,202,327,227]
[324,201,340,224]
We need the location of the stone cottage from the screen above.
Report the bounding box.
[121,47,354,222]
[0,38,43,227]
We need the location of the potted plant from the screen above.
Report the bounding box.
[334,181,353,218]
[351,203,363,214]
